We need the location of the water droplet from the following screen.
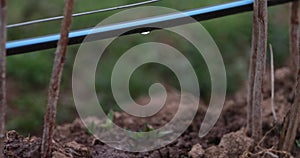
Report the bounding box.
[141,31,150,35]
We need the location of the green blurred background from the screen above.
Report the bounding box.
[5,0,290,135]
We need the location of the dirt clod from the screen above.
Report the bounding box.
[4,130,41,158]
[188,143,204,158]
[204,146,226,158]
[219,129,254,157]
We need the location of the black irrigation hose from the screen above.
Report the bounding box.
[6,0,297,56]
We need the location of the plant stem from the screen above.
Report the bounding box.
[41,0,74,157]
[279,1,300,153]
[247,25,257,137]
[0,0,6,157]
[279,69,300,152]
[289,1,299,79]
[247,0,268,141]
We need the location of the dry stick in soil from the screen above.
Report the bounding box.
[279,2,300,153]
[243,127,291,157]
[41,0,74,157]
[289,1,299,80]
[246,22,257,137]
[279,69,300,153]
[0,0,6,157]
[247,0,268,141]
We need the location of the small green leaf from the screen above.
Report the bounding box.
[107,110,114,121]
[99,110,114,129]
[296,140,300,148]
[144,124,155,132]
[86,121,96,135]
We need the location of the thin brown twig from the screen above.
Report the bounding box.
[243,148,292,158]
[257,125,276,147]
[243,126,292,157]
[41,0,74,157]
[243,116,293,157]
[265,151,279,158]
[289,1,299,78]
[0,0,6,157]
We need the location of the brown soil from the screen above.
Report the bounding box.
[3,67,300,158]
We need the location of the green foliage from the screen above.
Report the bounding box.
[127,125,173,141]
[86,121,96,136]
[86,110,115,135]
[7,51,53,88]
[127,124,173,140]
[6,92,76,135]
[6,94,46,135]
[99,110,114,129]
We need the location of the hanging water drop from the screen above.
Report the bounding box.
[141,31,150,35]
